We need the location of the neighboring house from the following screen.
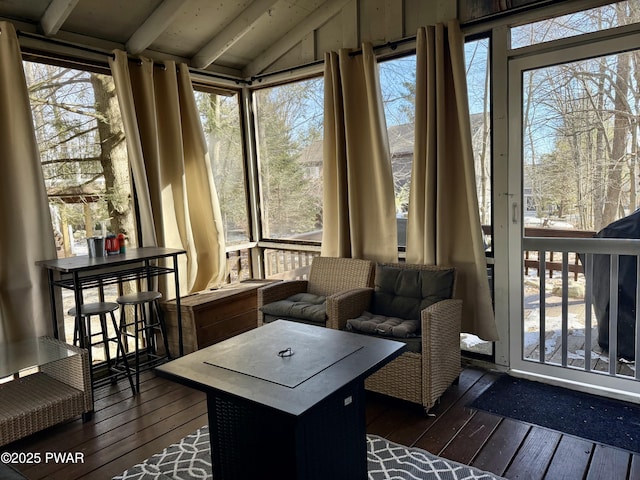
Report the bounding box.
[298,115,488,218]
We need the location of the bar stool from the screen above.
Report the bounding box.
[69,302,135,394]
[116,291,170,392]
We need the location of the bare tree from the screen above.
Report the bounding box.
[25,61,135,253]
[601,34,631,225]
[519,3,640,232]
[90,73,135,241]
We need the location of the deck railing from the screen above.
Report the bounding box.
[224,226,597,285]
[523,227,596,280]
[263,248,318,279]
[523,236,640,379]
[223,242,320,284]
[224,226,596,288]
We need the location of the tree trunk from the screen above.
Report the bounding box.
[479,54,491,226]
[631,48,640,212]
[601,51,630,227]
[593,58,608,231]
[90,74,136,244]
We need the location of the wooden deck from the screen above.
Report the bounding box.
[6,364,640,480]
[523,288,637,377]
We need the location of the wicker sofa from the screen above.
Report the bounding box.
[257,256,374,327]
[327,263,462,412]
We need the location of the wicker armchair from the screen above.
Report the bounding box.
[0,337,92,447]
[328,263,462,412]
[257,256,374,327]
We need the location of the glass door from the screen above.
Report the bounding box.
[508,9,640,398]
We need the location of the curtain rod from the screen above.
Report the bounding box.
[17,28,418,86]
[250,58,324,83]
[251,34,418,83]
[17,30,112,58]
[348,35,417,57]
[16,30,249,85]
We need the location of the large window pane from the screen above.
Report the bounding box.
[522,50,639,233]
[379,55,416,247]
[24,62,136,258]
[465,37,492,250]
[24,61,135,349]
[464,37,493,357]
[254,78,323,241]
[194,88,249,245]
[378,47,492,252]
[511,1,639,49]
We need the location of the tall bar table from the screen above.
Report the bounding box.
[36,247,187,356]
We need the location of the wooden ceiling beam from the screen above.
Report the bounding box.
[191,0,279,69]
[243,0,351,78]
[126,0,188,55]
[40,0,80,36]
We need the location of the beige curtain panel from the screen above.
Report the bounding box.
[0,22,57,342]
[109,51,227,294]
[407,23,498,341]
[322,43,398,263]
[109,51,158,250]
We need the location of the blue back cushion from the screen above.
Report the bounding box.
[371,265,455,320]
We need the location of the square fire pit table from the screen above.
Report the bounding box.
[155,319,405,480]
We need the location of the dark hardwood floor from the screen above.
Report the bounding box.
[6,365,640,479]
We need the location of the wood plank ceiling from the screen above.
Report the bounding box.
[0,0,354,79]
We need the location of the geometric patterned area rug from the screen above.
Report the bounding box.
[113,426,504,480]
[367,435,505,480]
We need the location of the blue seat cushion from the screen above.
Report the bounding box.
[260,292,327,323]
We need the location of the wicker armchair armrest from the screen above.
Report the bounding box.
[39,337,93,414]
[326,287,373,330]
[421,298,463,408]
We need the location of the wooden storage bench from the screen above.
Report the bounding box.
[0,337,92,447]
[162,280,276,356]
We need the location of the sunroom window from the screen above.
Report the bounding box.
[379,55,416,248]
[253,78,324,242]
[511,1,639,49]
[23,60,135,348]
[23,60,135,258]
[194,87,249,246]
